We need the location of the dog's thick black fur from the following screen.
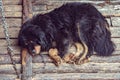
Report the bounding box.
[18,2,115,58]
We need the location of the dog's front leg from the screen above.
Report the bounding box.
[22,48,27,66]
[48,48,62,66]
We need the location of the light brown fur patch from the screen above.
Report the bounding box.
[22,48,27,66]
[48,48,62,66]
[34,45,41,54]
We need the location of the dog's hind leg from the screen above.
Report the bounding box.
[75,42,90,65]
[63,42,83,64]
[48,48,62,66]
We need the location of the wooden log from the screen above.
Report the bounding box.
[21,0,33,79]
[22,0,33,23]
[33,73,120,80]
[4,5,22,12]
[21,52,32,80]
[3,0,22,5]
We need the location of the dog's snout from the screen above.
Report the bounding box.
[32,49,36,53]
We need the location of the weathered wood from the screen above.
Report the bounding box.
[111,17,120,27]
[0,46,20,55]
[6,18,21,27]
[33,5,47,11]
[0,64,21,74]
[3,0,22,5]
[0,74,17,80]
[4,5,22,12]
[0,18,21,27]
[1,53,120,64]
[21,53,32,80]
[47,0,120,5]
[0,28,20,38]
[33,1,120,17]
[22,0,33,23]
[0,55,20,64]
[0,39,18,46]
[21,0,33,79]
[4,12,22,18]
[33,73,120,80]
[111,27,120,37]
[1,62,120,74]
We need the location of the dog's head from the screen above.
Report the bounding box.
[18,24,44,56]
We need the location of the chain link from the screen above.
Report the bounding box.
[0,0,20,79]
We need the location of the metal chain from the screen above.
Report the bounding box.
[0,0,20,79]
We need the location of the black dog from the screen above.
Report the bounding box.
[18,2,115,66]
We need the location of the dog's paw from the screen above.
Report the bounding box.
[53,56,63,66]
[48,48,62,66]
[75,57,90,65]
[63,53,76,64]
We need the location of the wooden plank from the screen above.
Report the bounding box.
[33,73,120,80]
[0,39,18,46]
[0,55,20,64]
[21,53,32,80]
[6,18,22,27]
[0,62,120,74]
[4,5,22,12]
[0,64,21,74]
[111,17,120,27]
[110,27,120,37]
[22,0,33,23]
[0,53,120,64]
[0,18,22,27]
[0,46,20,55]
[3,0,22,5]
[0,74,17,80]
[21,0,33,79]
[0,28,20,38]
[112,38,120,43]
[5,12,22,18]
[46,1,105,5]
[33,5,47,11]
[34,1,120,17]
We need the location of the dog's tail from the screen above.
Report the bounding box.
[92,18,115,56]
[77,16,115,56]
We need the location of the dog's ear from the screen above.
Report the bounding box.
[18,31,27,47]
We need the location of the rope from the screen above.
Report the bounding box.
[0,0,20,79]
